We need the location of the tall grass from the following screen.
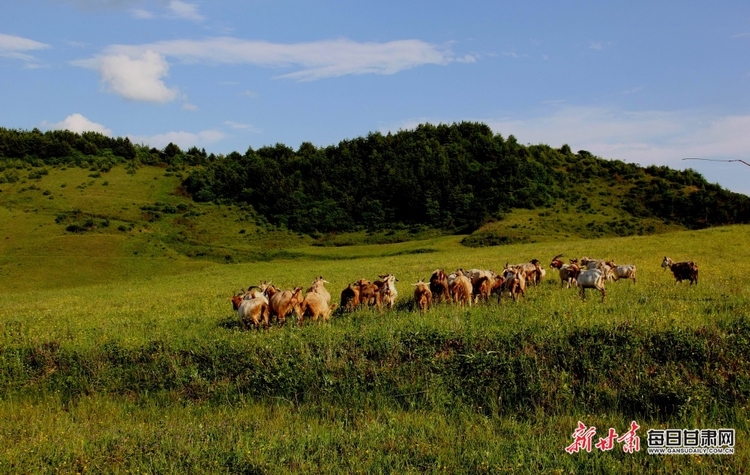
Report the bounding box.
[1,225,749,473]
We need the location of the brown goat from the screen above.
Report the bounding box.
[429,269,451,303]
[412,280,432,313]
[550,254,565,270]
[662,257,698,285]
[502,266,527,302]
[269,286,303,325]
[339,283,360,312]
[450,271,473,307]
[472,276,494,304]
[356,278,382,311]
[558,264,580,288]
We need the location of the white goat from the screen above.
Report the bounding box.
[613,265,637,284]
[577,269,606,302]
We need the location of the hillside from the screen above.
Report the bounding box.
[1,123,749,291]
[2,126,750,473]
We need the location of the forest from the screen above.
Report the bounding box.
[2,122,749,235]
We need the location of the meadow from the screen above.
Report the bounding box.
[0,165,749,473]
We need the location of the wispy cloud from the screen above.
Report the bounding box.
[109,37,452,75]
[588,41,611,50]
[75,37,458,101]
[43,113,112,135]
[61,0,204,21]
[621,86,644,95]
[0,33,50,63]
[166,0,203,21]
[130,8,155,19]
[224,121,262,133]
[128,129,226,149]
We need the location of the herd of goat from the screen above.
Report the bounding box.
[230,256,699,329]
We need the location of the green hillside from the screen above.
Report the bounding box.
[2,126,750,472]
[2,123,749,291]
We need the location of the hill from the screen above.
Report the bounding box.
[2,126,750,473]
[1,122,749,291]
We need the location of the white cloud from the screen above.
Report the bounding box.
[621,86,644,95]
[0,33,50,62]
[128,129,226,149]
[75,36,458,101]
[103,37,454,79]
[129,1,203,21]
[44,113,112,135]
[130,8,155,19]
[224,121,261,133]
[76,49,179,102]
[182,102,198,111]
[167,1,203,21]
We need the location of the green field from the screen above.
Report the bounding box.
[1,164,748,473]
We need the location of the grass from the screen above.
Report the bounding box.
[1,163,749,473]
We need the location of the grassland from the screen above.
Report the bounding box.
[1,164,749,473]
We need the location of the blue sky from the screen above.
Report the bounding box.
[1,0,749,195]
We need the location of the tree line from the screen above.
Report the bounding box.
[2,123,749,234]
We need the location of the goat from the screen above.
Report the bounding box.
[488,274,507,301]
[577,269,606,302]
[377,274,398,310]
[558,264,580,288]
[429,269,451,303]
[306,276,331,305]
[465,269,496,303]
[356,278,382,311]
[231,293,245,311]
[299,292,337,325]
[580,258,616,282]
[268,286,303,325]
[550,254,565,270]
[450,270,473,307]
[412,280,432,313]
[237,294,270,329]
[513,259,542,286]
[472,276,492,304]
[339,283,360,312]
[502,265,527,302]
[612,264,637,284]
[661,257,698,285]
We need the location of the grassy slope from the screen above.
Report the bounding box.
[0,163,688,292]
[1,164,748,473]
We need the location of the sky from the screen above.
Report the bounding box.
[1,0,749,196]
